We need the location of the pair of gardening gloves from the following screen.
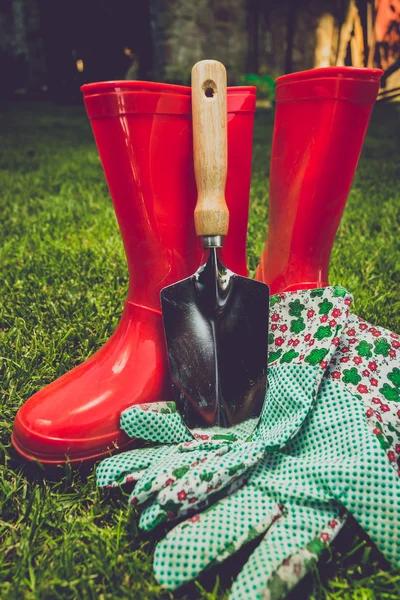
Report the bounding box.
[97,286,400,599]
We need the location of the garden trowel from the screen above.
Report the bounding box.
[161,60,269,440]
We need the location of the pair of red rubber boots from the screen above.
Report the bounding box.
[12,67,382,465]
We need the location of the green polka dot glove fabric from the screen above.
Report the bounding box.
[96,286,400,600]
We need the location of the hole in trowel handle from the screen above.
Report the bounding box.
[202,79,216,98]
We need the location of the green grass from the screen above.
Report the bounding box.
[1,100,400,599]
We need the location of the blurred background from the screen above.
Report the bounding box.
[1,0,400,105]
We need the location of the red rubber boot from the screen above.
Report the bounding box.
[255,67,382,294]
[12,81,256,464]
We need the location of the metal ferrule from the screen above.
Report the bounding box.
[202,235,224,248]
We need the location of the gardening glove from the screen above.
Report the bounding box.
[151,286,400,598]
[97,287,349,527]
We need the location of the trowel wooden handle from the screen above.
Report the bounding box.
[191,60,229,239]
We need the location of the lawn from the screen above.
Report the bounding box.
[1,100,400,599]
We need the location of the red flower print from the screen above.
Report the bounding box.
[341,347,350,353]
[392,340,400,349]
[276,337,284,347]
[165,478,175,486]
[347,329,356,336]
[381,404,390,412]
[321,315,328,323]
[348,338,356,345]
[357,384,368,394]
[271,313,280,322]
[332,371,341,379]
[397,410,400,418]
[293,339,300,347]
[189,515,200,523]
[353,356,362,364]
[309,339,315,346]
[280,324,288,332]
[369,361,377,371]
[340,356,350,363]
[320,361,328,369]
[130,496,139,506]
[329,520,338,528]
[391,332,399,339]
[373,428,382,435]
[307,309,315,318]
[376,414,382,422]
[305,334,311,342]
[191,461,200,468]
[344,298,351,306]
[370,378,378,387]
[372,397,381,404]
[188,497,198,504]
[299,354,305,360]
[288,339,293,346]
[332,309,342,318]
[396,445,400,454]
[388,451,396,463]
[389,349,396,358]
[271,324,278,331]
[329,320,337,327]
[359,323,368,331]
[365,408,374,418]
[369,327,376,334]
[333,337,340,346]
[320,532,330,542]
[362,370,370,377]
[177,491,187,501]
[373,331,381,338]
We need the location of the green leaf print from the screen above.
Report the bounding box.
[376,433,393,451]
[304,348,329,366]
[379,383,400,402]
[290,317,306,334]
[199,472,214,483]
[172,465,191,479]
[288,299,305,317]
[268,333,275,345]
[268,349,283,363]
[281,349,300,364]
[270,295,281,307]
[342,368,362,385]
[318,298,334,315]
[314,326,333,340]
[228,463,245,476]
[310,289,324,298]
[374,337,391,357]
[388,367,400,388]
[356,340,373,359]
[333,286,347,297]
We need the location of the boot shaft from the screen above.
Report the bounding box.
[256,67,382,294]
[82,82,256,309]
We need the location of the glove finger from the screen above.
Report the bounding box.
[230,503,343,600]
[96,444,177,488]
[131,444,231,506]
[153,485,281,590]
[157,440,266,515]
[120,402,192,444]
[138,473,246,530]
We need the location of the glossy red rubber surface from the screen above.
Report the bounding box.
[12,82,256,464]
[255,67,382,294]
